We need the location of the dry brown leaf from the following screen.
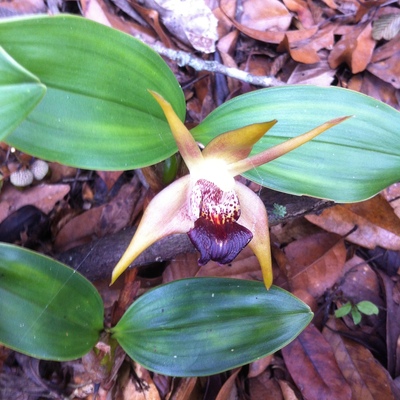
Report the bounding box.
[81,0,112,26]
[382,182,400,219]
[0,0,45,16]
[248,355,273,378]
[248,369,284,400]
[243,55,273,77]
[241,0,292,32]
[367,50,400,89]
[96,171,124,192]
[215,368,241,400]
[347,71,400,111]
[280,23,335,64]
[54,177,143,252]
[270,217,323,245]
[276,379,299,400]
[120,363,161,400]
[196,246,263,281]
[321,0,338,9]
[376,270,400,377]
[54,206,103,252]
[287,58,335,85]
[306,195,400,250]
[280,232,346,298]
[328,22,375,73]
[144,0,218,52]
[214,0,236,36]
[221,1,318,45]
[282,325,352,400]
[125,0,175,48]
[373,13,400,41]
[283,0,314,28]
[162,252,200,283]
[324,319,399,400]
[338,255,383,309]
[166,377,198,400]
[0,183,70,223]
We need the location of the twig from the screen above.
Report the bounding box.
[137,37,284,87]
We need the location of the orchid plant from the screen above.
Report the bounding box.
[111,91,348,288]
[1,14,400,379]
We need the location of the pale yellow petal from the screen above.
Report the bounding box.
[235,181,272,289]
[202,120,277,164]
[149,91,203,171]
[111,175,193,284]
[228,116,351,176]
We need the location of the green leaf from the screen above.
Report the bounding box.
[191,86,400,202]
[356,300,379,316]
[0,243,104,361]
[111,278,312,377]
[0,46,45,140]
[0,15,185,170]
[351,307,362,325]
[334,302,352,318]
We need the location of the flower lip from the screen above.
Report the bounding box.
[188,217,253,265]
[188,178,252,266]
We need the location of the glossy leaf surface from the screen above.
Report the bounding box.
[192,86,400,202]
[112,278,312,376]
[0,46,45,140]
[0,244,103,360]
[0,15,185,169]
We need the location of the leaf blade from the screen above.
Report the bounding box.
[0,244,104,361]
[191,86,400,202]
[112,278,312,377]
[0,46,45,140]
[0,15,185,169]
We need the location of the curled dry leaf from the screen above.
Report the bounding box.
[328,22,376,74]
[367,34,400,89]
[305,195,400,250]
[241,0,292,32]
[54,177,144,252]
[372,13,400,41]
[283,0,315,28]
[215,368,241,400]
[144,0,218,53]
[195,246,263,282]
[324,319,400,400]
[279,232,346,299]
[278,23,336,64]
[287,58,336,86]
[338,255,383,310]
[348,71,400,111]
[282,325,352,400]
[248,369,283,399]
[0,183,70,223]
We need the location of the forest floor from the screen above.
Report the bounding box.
[1,0,400,399]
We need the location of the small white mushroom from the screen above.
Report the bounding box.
[30,159,49,180]
[10,169,34,187]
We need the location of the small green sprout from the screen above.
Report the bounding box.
[272,203,287,218]
[335,300,379,325]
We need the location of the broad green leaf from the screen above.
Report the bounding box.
[351,308,362,325]
[0,46,45,140]
[334,302,352,318]
[0,15,185,169]
[191,86,400,202]
[112,278,312,377]
[0,243,103,360]
[356,300,379,316]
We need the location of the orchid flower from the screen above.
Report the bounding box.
[111,91,349,288]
